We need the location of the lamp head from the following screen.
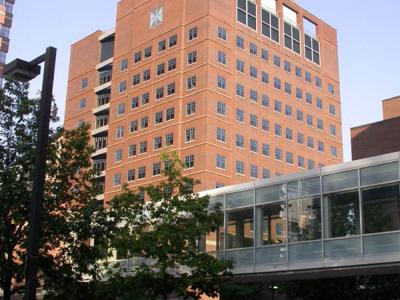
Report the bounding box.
[2,59,41,83]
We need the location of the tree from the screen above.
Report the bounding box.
[103,152,233,300]
[0,80,112,299]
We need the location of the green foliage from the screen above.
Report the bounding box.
[104,152,233,299]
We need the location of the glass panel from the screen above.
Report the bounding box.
[364,232,400,255]
[210,195,225,209]
[237,0,246,10]
[363,184,400,234]
[271,28,279,42]
[205,226,225,252]
[227,208,254,249]
[322,170,358,193]
[271,14,279,29]
[226,249,254,267]
[256,245,286,265]
[288,196,321,242]
[248,15,256,30]
[289,241,322,262]
[323,190,360,238]
[256,184,286,204]
[256,203,286,246]
[237,9,246,24]
[324,238,361,258]
[288,177,320,200]
[227,190,253,208]
[248,1,256,15]
[361,162,399,186]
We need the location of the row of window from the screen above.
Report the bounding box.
[131,57,177,87]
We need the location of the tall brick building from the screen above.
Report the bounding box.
[351,96,400,160]
[64,0,343,202]
[0,0,15,85]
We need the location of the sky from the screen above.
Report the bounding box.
[7,0,400,162]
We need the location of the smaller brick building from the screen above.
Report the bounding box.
[351,96,400,160]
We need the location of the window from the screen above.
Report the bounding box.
[115,149,123,162]
[305,33,320,64]
[217,76,226,89]
[318,141,324,152]
[261,48,269,61]
[261,71,269,84]
[217,50,227,65]
[317,118,324,130]
[250,90,258,102]
[187,76,197,89]
[168,58,177,71]
[250,65,258,79]
[139,141,147,154]
[250,139,258,152]
[166,107,175,120]
[296,110,304,122]
[284,82,292,95]
[165,133,174,146]
[250,165,258,178]
[236,83,244,97]
[262,119,270,132]
[138,166,146,179]
[284,60,291,72]
[150,7,163,28]
[305,71,312,83]
[296,88,303,100]
[237,0,257,30]
[155,111,163,124]
[156,86,164,99]
[306,92,313,104]
[216,154,226,169]
[188,27,198,40]
[250,113,258,127]
[153,137,162,150]
[330,124,337,136]
[236,160,245,175]
[130,120,138,133]
[329,104,336,115]
[262,143,270,157]
[127,169,135,182]
[315,76,322,88]
[169,34,177,47]
[216,127,226,142]
[186,101,196,115]
[275,148,282,160]
[113,173,121,186]
[317,97,323,109]
[249,42,257,55]
[295,66,302,78]
[274,100,282,113]
[120,59,128,71]
[156,63,165,76]
[217,101,226,115]
[261,6,279,42]
[81,78,88,89]
[236,134,244,148]
[262,95,270,107]
[79,98,86,110]
[308,159,315,170]
[185,155,195,168]
[141,116,148,129]
[236,109,244,122]
[284,21,300,54]
[328,83,335,95]
[187,51,197,64]
[185,127,195,142]
[117,103,125,116]
[307,137,314,148]
[143,69,150,81]
[134,51,142,63]
[153,162,162,176]
[144,46,152,58]
[286,128,293,140]
[286,152,293,164]
[298,156,305,168]
[165,82,175,96]
[285,105,292,117]
[142,92,149,105]
[158,40,166,52]
[236,35,244,49]
[262,168,270,179]
[273,55,281,67]
[274,77,281,89]
[132,74,140,86]
[218,26,227,40]
[297,132,304,145]
[331,146,338,157]
[216,183,225,189]
[116,126,124,139]
[306,115,313,126]
[236,59,244,73]
[275,124,282,136]
[119,80,127,93]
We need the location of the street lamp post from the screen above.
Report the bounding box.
[3,46,57,300]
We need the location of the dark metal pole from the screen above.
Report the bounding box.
[25,47,57,300]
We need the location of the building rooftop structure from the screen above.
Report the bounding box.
[0,0,15,85]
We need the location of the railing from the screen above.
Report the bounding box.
[95,115,109,129]
[94,136,108,150]
[93,159,106,172]
[99,70,112,85]
[97,93,110,107]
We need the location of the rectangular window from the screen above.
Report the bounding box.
[143,69,150,81]
[305,71,312,83]
[284,21,300,54]
[185,127,195,142]
[218,26,227,40]
[120,59,128,71]
[275,148,282,160]
[284,82,292,94]
[306,115,313,127]
[317,118,324,130]
[306,92,313,104]
[218,50,227,65]
[154,111,163,124]
[331,146,338,157]
[216,154,226,169]
[315,76,322,88]
[187,51,197,64]
[169,34,177,47]
[158,40,166,52]
[249,42,257,55]
[185,155,195,169]
[250,89,258,102]
[236,160,245,175]
[167,82,175,96]
[317,97,323,109]
[250,113,258,127]
[141,116,148,129]
[128,144,137,157]
[273,55,281,67]
[134,51,141,63]
[318,141,324,152]
[250,139,258,152]
[153,163,161,176]
[236,134,244,148]
[285,105,292,117]
[262,168,270,179]
[329,104,336,115]
[168,58,177,71]
[153,137,162,150]
[216,127,226,142]
[328,83,335,95]
[144,46,152,58]
[236,35,245,49]
[188,27,198,40]
[81,78,88,89]
[305,33,320,64]
[130,120,138,133]
[165,133,174,146]
[237,0,257,30]
[79,98,86,110]
[236,59,245,73]
[250,65,258,79]
[115,149,123,162]
[138,166,146,179]
[156,86,164,100]
[262,118,270,132]
[296,110,304,122]
[286,128,293,140]
[261,6,279,42]
[132,74,140,86]
[261,71,269,84]
[250,165,258,178]
[217,101,226,115]
[308,159,315,170]
[261,48,269,61]
[297,132,304,145]
[274,100,282,113]
[286,152,293,164]
[295,66,302,78]
[127,169,135,182]
[298,156,305,168]
[116,126,124,139]
[142,92,149,105]
[236,109,244,122]
[307,137,314,148]
[187,76,197,89]
[262,143,270,157]
[274,77,281,89]
[166,107,175,121]
[236,83,245,97]
[113,173,121,186]
[284,60,291,72]
[262,95,270,107]
[186,101,196,115]
[139,141,147,154]
[275,124,282,136]
[119,80,127,93]
[330,124,337,136]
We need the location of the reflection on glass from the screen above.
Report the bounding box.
[288,177,320,200]
[363,184,400,234]
[322,170,358,193]
[227,208,254,249]
[227,190,253,209]
[256,184,286,204]
[288,196,321,242]
[323,190,360,238]
[361,163,399,186]
[256,203,286,246]
[205,225,225,252]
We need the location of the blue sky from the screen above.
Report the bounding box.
[8,0,400,162]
